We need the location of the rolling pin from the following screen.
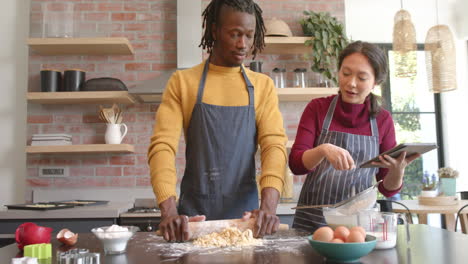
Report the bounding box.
[156,218,289,240]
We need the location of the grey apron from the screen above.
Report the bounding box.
[293,95,379,232]
[178,60,259,220]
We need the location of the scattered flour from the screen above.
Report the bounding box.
[193,227,262,247]
[139,232,308,260]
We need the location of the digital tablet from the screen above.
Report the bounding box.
[360,143,438,168]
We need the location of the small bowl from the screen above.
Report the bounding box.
[308,235,377,263]
[91,225,139,254]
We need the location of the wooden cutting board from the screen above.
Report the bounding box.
[157,218,289,240]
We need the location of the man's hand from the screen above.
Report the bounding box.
[242,187,280,238]
[158,196,206,242]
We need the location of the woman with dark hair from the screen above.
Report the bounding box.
[289,41,420,232]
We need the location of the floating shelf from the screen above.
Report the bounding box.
[27,37,134,55]
[26,144,135,154]
[277,88,338,102]
[27,91,136,105]
[133,88,337,103]
[263,37,313,54]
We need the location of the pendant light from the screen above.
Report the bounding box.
[392,0,417,78]
[424,0,457,93]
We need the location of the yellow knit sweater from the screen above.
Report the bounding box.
[148,61,287,205]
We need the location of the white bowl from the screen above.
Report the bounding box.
[91,225,139,254]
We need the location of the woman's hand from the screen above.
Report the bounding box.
[321,143,356,170]
[372,151,421,172]
[372,151,421,191]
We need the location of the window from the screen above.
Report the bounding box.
[377,44,444,200]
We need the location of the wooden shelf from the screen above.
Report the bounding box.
[263,37,312,54]
[27,91,136,104]
[27,37,134,55]
[277,87,338,101]
[26,144,135,154]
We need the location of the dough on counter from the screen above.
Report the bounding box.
[193,227,263,247]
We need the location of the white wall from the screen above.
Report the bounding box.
[345,0,468,191]
[0,0,29,205]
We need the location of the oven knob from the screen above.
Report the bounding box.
[146,225,153,232]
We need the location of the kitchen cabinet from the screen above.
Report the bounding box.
[27,37,134,55]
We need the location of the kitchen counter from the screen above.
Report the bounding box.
[0,202,133,234]
[0,201,133,219]
[1,225,467,263]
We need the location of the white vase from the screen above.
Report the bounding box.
[105,123,127,144]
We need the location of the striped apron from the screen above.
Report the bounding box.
[292,95,379,232]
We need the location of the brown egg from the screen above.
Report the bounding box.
[57,228,78,246]
[313,226,334,242]
[350,226,366,237]
[346,230,365,243]
[333,226,350,241]
[331,238,344,243]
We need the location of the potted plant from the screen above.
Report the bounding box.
[438,167,459,196]
[300,11,349,86]
[420,172,438,197]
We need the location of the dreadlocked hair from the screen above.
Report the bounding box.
[199,0,266,59]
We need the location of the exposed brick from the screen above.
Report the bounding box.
[97,23,123,32]
[70,167,94,177]
[28,115,53,124]
[74,3,95,11]
[124,23,149,32]
[136,177,151,187]
[27,157,52,166]
[85,12,110,22]
[96,167,122,177]
[110,156,136,166]
[108,177,135,187]
[136,13,162,21]
[124,3,150,12]
[82,157,108,166]
[125,63,151,71]
[54,159,81,166]
[27,178,52,187]
[151,63,175,71]
[136,155,149,166]
[123,166,149,177]
[98,3,123,12]
[54,114,82,124]
[67,124,96,134]
[97,63,125,72]
[112,13,136,21]
[82,115,102,124]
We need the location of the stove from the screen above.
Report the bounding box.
[119,199,162,232]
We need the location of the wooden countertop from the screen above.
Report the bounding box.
[1,225,468,263]
[0,202,133,219]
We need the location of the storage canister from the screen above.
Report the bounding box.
[63,69,86,91]
[40,69,62,92]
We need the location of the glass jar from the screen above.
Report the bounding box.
[42,2,76,38]
[293,68,307,88]
[272,68,286,88]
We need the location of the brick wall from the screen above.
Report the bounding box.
[26,0,344,198]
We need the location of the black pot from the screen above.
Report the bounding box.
[460,191,468,200]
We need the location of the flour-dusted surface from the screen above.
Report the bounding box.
[193,227,262,247]
[137,230,310,260]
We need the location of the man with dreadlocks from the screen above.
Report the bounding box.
[148,0,287,242]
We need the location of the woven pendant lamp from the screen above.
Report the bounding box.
[424,24,457,93]
[393,9,417,77]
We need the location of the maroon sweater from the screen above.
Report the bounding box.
[289,95,400,197]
